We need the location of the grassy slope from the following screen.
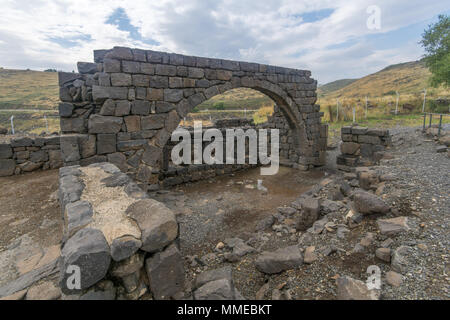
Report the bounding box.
[318,79,357,97]
[320,60,448,99]
[0,68,59,110]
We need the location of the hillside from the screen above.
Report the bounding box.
[319,60,448,99]
[318,79,357,96]
[0,68,59,110]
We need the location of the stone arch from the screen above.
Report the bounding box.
[58,46,327,189]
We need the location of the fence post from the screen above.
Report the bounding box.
[336,99,339,121]
[352,106,356,123]
[438,114,443,137]
[429,113,432,128]
[365,96,368,119]
[10,116,15,135]
[422,89,427,113]
[395,91,399,115]
[422,113,426,132]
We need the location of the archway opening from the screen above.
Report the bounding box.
[160,87,305,187]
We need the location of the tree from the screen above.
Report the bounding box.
[420,14,450,87]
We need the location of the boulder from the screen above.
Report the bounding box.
[255,245,303,274]
[336,276,379,300]
[59,228,111,293]
[385,271,403,287]
[126,199,178,253]
[110,236,142,262]
[145,244,184,300]
[391,246,415,274]
[353,191,390,215]
[296,197,320,231]
[376,217,409,236]
[375,248,391,262]
[194,266,232,289]
[193,279,235,300]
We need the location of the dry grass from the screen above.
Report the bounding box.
[0,68,59,110]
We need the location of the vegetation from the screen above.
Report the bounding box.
[0,68,59,110]
[318,79,357,96]
[420,14,450,88]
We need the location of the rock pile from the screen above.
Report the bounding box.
[58,162,184,300]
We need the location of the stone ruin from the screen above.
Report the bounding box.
[58,46,328,189]
[336,125,391,170]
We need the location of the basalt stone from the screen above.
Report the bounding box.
[101,172,130,187]
[353,191,390,215]
[60,118,86,134]
[79,134,96,158]
[96,133,116,155]
[59,102,74,117]
[60,135,80,162]
[0,159,15,176]
[126,199,178,253]
[92,86,128,103]
[110,236,142,262]
[103,59,121,73]
[60,228,111,294]
[124,115,141,132]
[145,244,184,300]
[0,144,13,159]
[11,137,33,148]
[336,276,379,300]
[105,46,133,60]
[296,197,320,231]
[193,279,235,300]
[65,200,93,238]
[107,152,127,172]
[194,266,233,289]
[88,115,122,134]
[117,140,147,152]
[30,150,48,163]
[131,100,150,116]
[77,62,97,74]
[110,73,132,87]
[141,114,165,130]
[255,246,303,274]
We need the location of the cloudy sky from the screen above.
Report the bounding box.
[0,0,448,83]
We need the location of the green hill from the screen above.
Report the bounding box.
[0,68,59,110]
[318,79,357,96]
[319,60,448,100]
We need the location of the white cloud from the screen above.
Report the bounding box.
[0,0,447,82]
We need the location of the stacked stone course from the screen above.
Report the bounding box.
[0,135,62,176]
[58,162,184,300]
[336,125,391,170]
[58,46,327,189]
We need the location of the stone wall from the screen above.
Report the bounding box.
[0,135,62,177]
[58,46,327,189]
[336,125,391,170]
[58,162,184,300]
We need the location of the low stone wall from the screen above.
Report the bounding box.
[0,135,63,177]
[336,125,391,171]
[58,162,184,300]
[213,118,254,128]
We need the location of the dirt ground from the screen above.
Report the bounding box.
[0,170,62,252]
